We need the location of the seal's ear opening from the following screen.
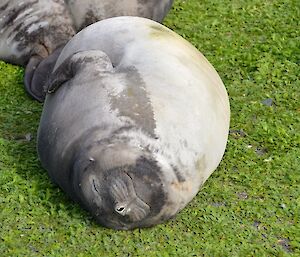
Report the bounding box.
[24,46,64,102]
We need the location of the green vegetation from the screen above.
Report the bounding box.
[0,0,299,256]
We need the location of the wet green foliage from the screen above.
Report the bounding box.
[0,0,299,256]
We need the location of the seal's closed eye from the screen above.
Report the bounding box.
[92,179,100,194]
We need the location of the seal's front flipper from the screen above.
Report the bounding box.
[46,50,113,94]
[24,46,64,102]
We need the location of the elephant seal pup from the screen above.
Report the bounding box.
[38,17,230,230]
[0,1,172,101]
[64,0,173,30]
[0,0,75,101]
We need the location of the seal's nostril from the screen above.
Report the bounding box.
[117,207,125,212]
[115,205,127,216]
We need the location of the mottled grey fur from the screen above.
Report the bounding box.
[65,0,173,30]
[0,0,173,101]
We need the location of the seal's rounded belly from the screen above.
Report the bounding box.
[38,17,230,230]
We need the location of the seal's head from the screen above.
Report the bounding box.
[71,143,167,230]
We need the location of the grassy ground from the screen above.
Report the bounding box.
[0,0,299,256]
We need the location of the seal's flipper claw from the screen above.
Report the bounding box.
[46,55,74,94]
[25,46,64,102]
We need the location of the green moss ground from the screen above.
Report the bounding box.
[0,0,299,256]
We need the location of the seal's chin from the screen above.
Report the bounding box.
[73,155,167,230]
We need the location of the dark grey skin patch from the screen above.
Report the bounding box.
[110,66,156,137]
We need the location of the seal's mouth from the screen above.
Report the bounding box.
[107,170,151,224]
